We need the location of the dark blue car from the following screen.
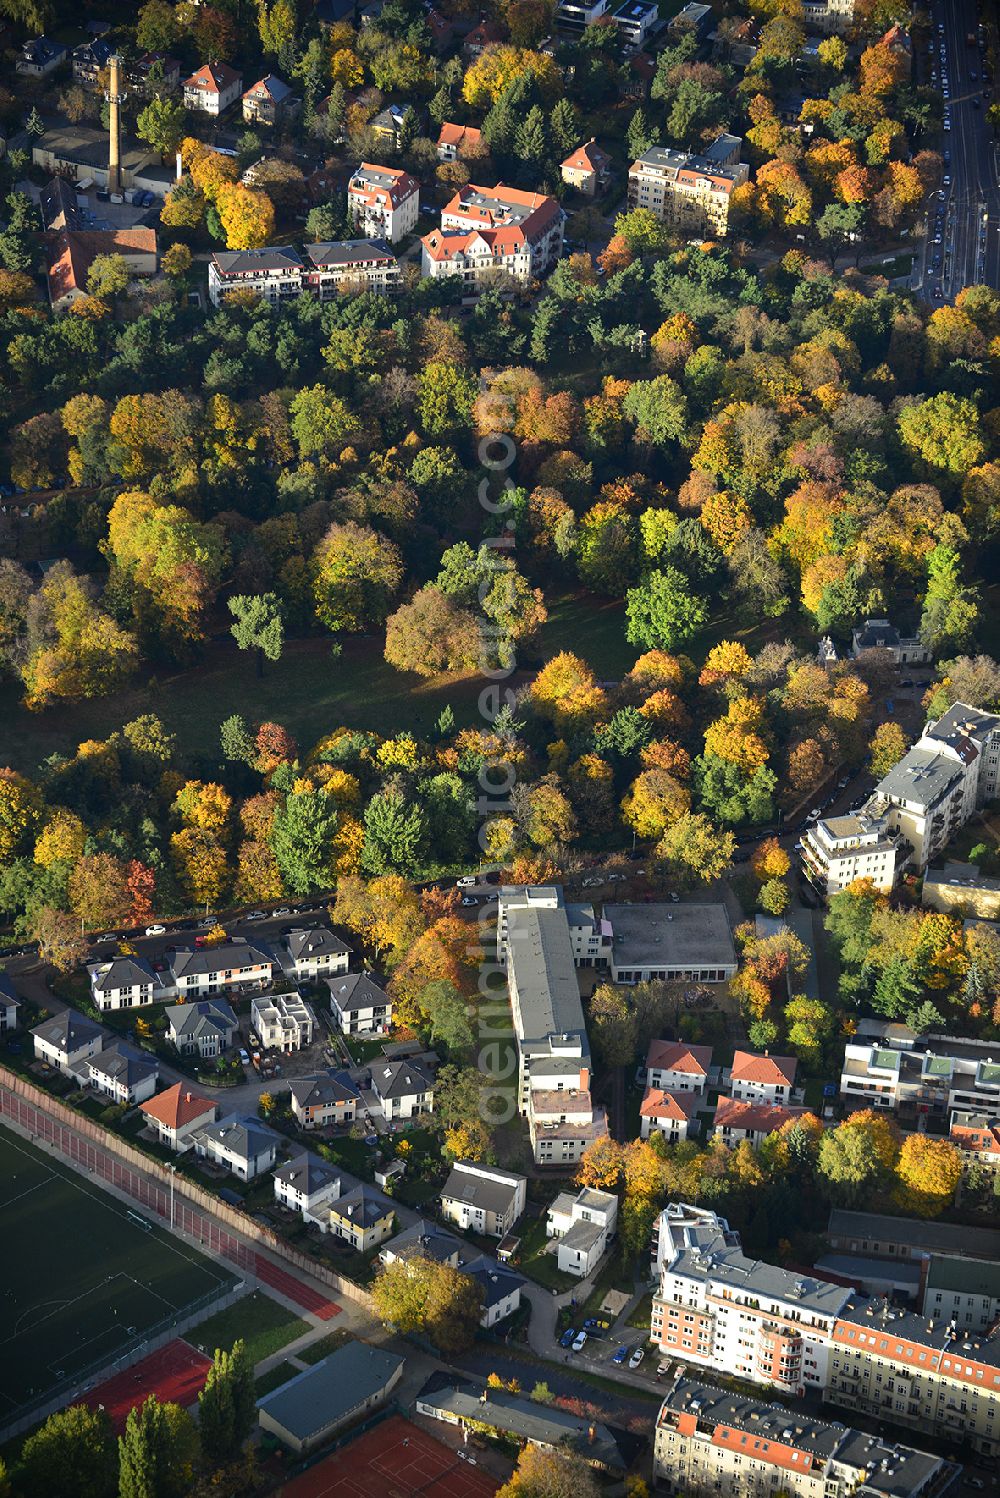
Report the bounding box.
[560,1327,576,1348]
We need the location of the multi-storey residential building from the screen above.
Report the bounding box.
[242,73,296,127]
[251,991,315,1051]
[628,144,749,237]
[729,1050,798,1103]
[651,1204,852,1397]
[800,812,901,897]
[303,239,401,295]
[208,246,304,307]
[420,227,536,287]
[183,61,242,115]
[273,1152,341,1217]
[803,704,1000,890]
[839,1031,1000,1119]
[949,1111,1000,1177]
[554,0,611,36]
[653,1204,1000,1455]
[127,52,181,96]
[499,886,608,1166]
[438,184,565,277]
[654,1377,961,1498]
[496,885,608,968]
[0,973,20,1033]
[827,1208,1000,1266]
[86,1043,158,1106]
[923,1255,1000,1336]
[346,164,419,242]
[32,1010,104,1072]
[612,0,658,49]
[72,37,113,88]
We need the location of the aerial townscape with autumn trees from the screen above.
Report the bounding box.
[0,0,999,1492]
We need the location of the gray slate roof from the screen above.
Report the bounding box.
[166,998,237,1040]
[0,971,20,1007]
[257,1341,402,1439]
[828,1208,1000,1259]
[284,926,350,962]
[170,941,272,980]
[193,1114,279,1161]
[33,1008,103,1053]
[417,1377,624,1470]
[89,1042,157,1089]
[273,1151,340,1196]
[441,1162,523,1215]
[328,972,389,1012]
[371,1059,432,1100]
[331,1184,394,1228]
[306,239,395,268]
[462,1253,523,1308]
[383,1218,462,1264]
[288,1073,357,1109]
[92,955,156,992]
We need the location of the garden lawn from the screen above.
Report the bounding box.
[187,1291,309,1365]
[297,1328,351,1365]
[254,1360,300,1397]
[517,1212,578,1293]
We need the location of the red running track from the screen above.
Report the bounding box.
[254,1253,341,1320]
[82,1340,212,1432]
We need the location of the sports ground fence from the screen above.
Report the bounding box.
[0,1067,374,1438]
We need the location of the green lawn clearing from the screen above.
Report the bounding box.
[297,1328,352,1365]
[254,1360,301,1397]
[187,1291,309,1366]
[517,1212,578,1293]
[0,1124,234,1418]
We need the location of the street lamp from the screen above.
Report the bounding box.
[168,1163,177,1231]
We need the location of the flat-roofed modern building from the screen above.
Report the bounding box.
[257,1342,403,1453]
[839,1031,1000,1119]
[628,143,749,238]
[605,903,737,984]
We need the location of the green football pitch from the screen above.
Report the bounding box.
[0,1124,235,1417]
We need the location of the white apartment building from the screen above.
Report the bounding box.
[546,1186,618,1276]
[840,1031,1000,1119]
[208,246,304,307]
[628,143,749,238]
[651,1204,852,1396]
[347,164,419,242]
[803,703,1000,892]
[654,1377,960,1498]
[640,1088,699,1142]
[554,0,611,34]
[436,184,565,279]
[251,992,315,1052]
[800,812,900,897]
[208,241,401,307]
[499,886,608,1166]
[496,885,608,968]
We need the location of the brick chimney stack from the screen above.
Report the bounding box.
[107,54,124,196]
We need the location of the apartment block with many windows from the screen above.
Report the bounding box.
[627,143,749,237]
[654,1377,961,1498]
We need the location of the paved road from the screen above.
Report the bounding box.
[918,0,999,301]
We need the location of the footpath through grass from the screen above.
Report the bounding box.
[0,1124,234,1416]
[187,1290,310,1365]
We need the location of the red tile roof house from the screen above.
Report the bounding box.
[462,18,505,57]
[422,183,565,284]
[646,1039,713,1095]
[728,1050,799,1104]
[46,228,158,313]
[346,163,420,242]
[183,60,243,115]
[140,1082,218,1152]
[640,1087,699,1142]
[712,1097,811,1146]
[560,138,612,197]
[436,121,483,162]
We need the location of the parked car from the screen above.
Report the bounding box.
[559,1327,577,1348]
[238,1048,250,1065]
[612,1346,629,1365]
[144,924,166,936]
[885,699,895,713]
[461,895,479,907]
[572,1330,588,1352]
[456,876,477,888]
[629,1347,645,1369]
[808,808,822,820]
[273,907,293,916]
[245,911,266,921]
[581,876,602,888]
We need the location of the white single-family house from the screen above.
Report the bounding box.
[546,1187,618,1277]
[0,972,20,1032]
[273,1151,341,1216]
[440,1162,526,1239]
[729,1050,798,1104]
[32,1009,104,1073]
[280,927,351,981]
[646,1039,713,1094]
[86,1043,158,1106]
[89,954,158,1012]
[183,60,242,115]
[252,991,315,1052]
[192,1114,280,1179]
[371,1059,433,1122]
[165,998,238,1059]
[327,972,391,1035]
[640,1088,699,1142]
[289,1073,357,1129]
[140,1083,217,1151]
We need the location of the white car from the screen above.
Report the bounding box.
[581,876,602,888]
[144,924,166,937]
[572,1330,588,1352]
[628,1347,645,1369]
[456,876,477,888]
[244,910,266,921]
[238,1048,250,1065]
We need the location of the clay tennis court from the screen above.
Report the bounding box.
[82,1339,212,1432]
[275,1415,499,1498]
